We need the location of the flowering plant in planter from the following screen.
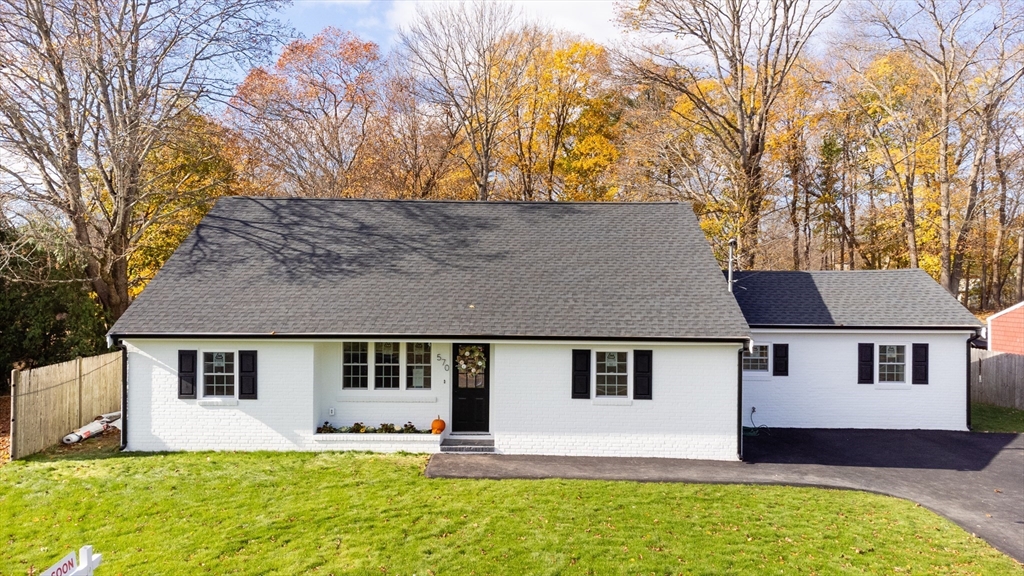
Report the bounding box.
[315,421,427,434]
[457,345,487,376]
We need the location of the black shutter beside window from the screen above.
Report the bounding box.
[772,344,789,376]
[178,350,197,399]
[912,343,929,385]
[571,349,590,399]
[239,350,258,399]
[857,343,874,384]
[634,350,653,400]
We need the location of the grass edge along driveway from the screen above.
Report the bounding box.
[1,451,1021,575]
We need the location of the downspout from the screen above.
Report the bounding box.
[116,339,128,451]
[728,238,743,460]
[966,332,981,431]
[737,347,744,460]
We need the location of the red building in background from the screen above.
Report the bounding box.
[989,301,1024,355]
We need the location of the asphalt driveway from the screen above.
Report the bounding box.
[426,429,1024,562]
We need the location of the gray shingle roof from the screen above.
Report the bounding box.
[110,198,750,340]
[730,269,981,328]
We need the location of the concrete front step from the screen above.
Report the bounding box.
[440,445,496,453]
[441,436,495,453]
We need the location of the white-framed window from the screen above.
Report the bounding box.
[374,342,401,389]
[742,344,770,372]
[343,342,369,389]
[340,342,438,391]
[406,342,431,389]
[202,351,236,397]
[596,351,628,397]
[878,344,906,383]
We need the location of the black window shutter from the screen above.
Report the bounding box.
[178,350,197,399]
[912,343,929,385]
[571,349,590,399]
[239,350,258,399]
[857,343,874,384]
[772,344,789,376]
[634,350,653,400]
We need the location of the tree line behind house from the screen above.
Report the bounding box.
[0,0,1022,386]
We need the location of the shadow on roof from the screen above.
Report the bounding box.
[178,198,586,281]
[731,271,836,326]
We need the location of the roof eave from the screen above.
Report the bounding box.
[748,324,982,331]
[109,331,751,344]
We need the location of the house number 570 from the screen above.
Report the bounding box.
[436,353,449,385]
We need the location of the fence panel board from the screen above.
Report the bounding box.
[10,351,121,459]
[971,349,1024,410]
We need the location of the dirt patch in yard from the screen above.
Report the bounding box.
[0,395,10,462]
[34,429,121,461]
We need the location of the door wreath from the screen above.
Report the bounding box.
[457,345,487,376]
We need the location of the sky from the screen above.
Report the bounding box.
[281,0,625,49]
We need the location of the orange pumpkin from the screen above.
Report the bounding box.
[431,416,446,435]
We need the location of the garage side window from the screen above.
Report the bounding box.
[878,345,906,383]
[742,345,769,371]
[596,352,628,397]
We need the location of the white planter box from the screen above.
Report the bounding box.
[311,432,443,454]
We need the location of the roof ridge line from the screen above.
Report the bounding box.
[218,197,686,206]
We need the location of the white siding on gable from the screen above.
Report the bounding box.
[490,342,741,461]
[741,330,970,430]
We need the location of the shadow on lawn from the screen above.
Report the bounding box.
[743,428,1019,470]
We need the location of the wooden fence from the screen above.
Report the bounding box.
[9,351,122,459]
[971,349,1024,410]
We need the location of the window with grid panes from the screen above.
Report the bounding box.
[343,342,368,388]
[203,352,235,396]
[878,345,906,382]
[596,351,627,397]
[375,342,401,389]
[406,343,431,389]
[742,345,770,371]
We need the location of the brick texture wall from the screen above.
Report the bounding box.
[490,343,742,461]
[126,339,744,459]
[125,340,317,451]
[742,330,971,430]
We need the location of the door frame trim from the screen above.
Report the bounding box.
[451,342,490,432]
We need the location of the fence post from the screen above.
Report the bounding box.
[76,356,83,427]
[9,369,17,460]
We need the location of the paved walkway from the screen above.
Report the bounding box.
[426,429,1024,562]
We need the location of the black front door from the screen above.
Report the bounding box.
[452,343,489,432]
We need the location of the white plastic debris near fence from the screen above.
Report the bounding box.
[42,545,102,575]
[62,412,121,445]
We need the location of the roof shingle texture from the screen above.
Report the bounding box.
[111,198,750,340]
[731,270,981,328]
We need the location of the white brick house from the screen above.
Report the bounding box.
[108,199,981,460]
[731,270,981,431]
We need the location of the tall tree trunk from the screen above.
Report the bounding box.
[1017,234,1023,304]
[938,92,953,290]
[990,125,1008,309]
[949,109,992,293]
[901,171,920,268]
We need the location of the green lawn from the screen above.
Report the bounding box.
[973,402,1024,433]
[1,450,1021,575]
